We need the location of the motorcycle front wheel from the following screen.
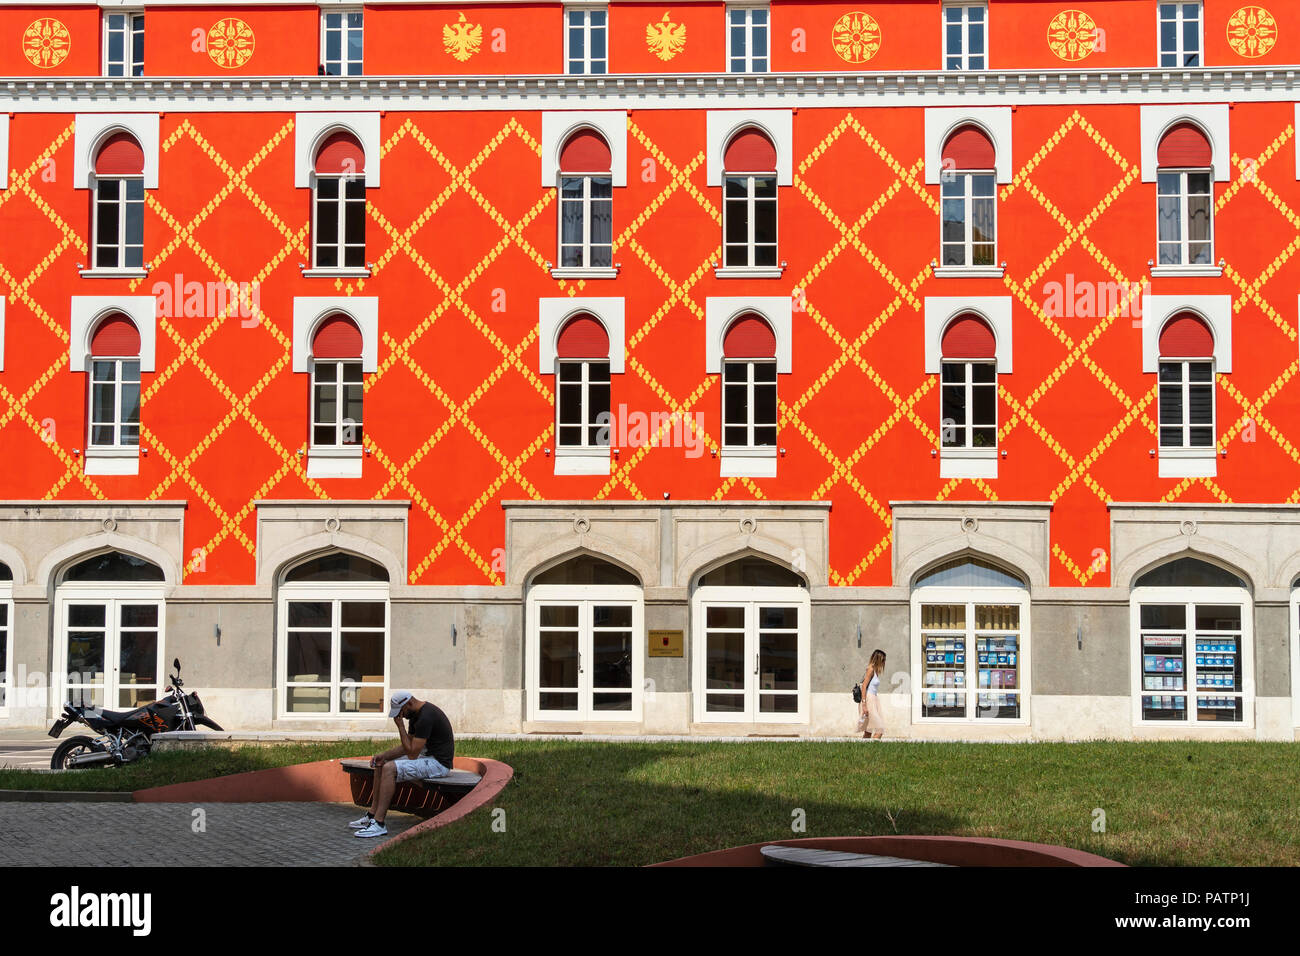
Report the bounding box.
[50,735,109,771]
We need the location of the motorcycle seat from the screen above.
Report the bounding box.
[88,705,151,726]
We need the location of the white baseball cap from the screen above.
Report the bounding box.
[388,690,413,718]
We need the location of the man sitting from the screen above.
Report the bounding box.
[350,690,455,838]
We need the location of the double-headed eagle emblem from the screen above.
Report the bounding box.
[646,12,687,61]
[443,12,484,62]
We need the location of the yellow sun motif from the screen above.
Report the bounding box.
[831,11,882,65]
[443,13,484,63]
[1046,9,1098,61]
[208,18,255,70]
[1226,6,1278,58]
[646,12,687,62]
[22,18,71,69]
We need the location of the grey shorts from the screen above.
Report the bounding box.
[391,755,450,782]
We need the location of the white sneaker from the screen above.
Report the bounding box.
[347,813,374,829]
[354,820,388,838]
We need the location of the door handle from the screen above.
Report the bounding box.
[754,652,759,676]
[578,651,584,675]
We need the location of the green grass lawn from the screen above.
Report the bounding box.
[3,739,1297,866]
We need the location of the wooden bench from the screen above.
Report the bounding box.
[760,845,951,868]
[340,758,483,818]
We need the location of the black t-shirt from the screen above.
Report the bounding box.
[407,702,455,769]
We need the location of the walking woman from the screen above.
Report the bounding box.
[858,648,886,739]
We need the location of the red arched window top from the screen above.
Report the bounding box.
[90,313,141,356]
[941,313,996,359]
[559,130,612,174]
[724,128,778,173]
[1157,123,1212,168]
[556,313,610,359]
[941,124,995,170]
[312,313,363,359]
[94,132,145,176]
[314,131,366,176]
[723,313,777,358]
[1159,312,1214,358]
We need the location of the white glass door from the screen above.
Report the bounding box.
[60,597,163,709]
[694,588,809,723]
[280,589,389,717]
[528,586,642,722]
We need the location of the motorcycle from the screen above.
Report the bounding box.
[48,657,224,770]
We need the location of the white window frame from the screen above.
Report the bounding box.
[0,585,12,719]
[939,358,998,478]
[721,172,778,273]
[1156,167,1214,268]
[555,358,611,453]
[556,171,614,273]
[87,356,141,453]
[721,357,777,452]
[102,10,144,78]
[310,358,363,451]
[1157,357,1216,456]
[942,1,987,71]
[527,583,643,722]
[311,171,366,273]
[278,580,390,720]
[54,585,165,712]
[1290,585,1300,730]
[1158,2,1203,68]
[911,585,1031,725]
[727,4,770,73]
[91,174,145,273]
[564,5,608,76]
[691,585,810,724]
[940,170,996,269]
[1130,585,1254,729]
[320,7,364,77]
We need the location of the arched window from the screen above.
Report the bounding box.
[280,551,389,717]
[940,313,997,457]
[555,313,611,454]
[722,128,778,269]
[912,555,1029,723]
[310,313,364,451]
[313,131,366,270]
[558,130,613,271]
[1157,122,1213,267]
[87,312,142,453]
[56,551,165,709]
[1157,312,1215,454]
[527,555,643,721]
[1132,556,1253,727]
[940,124,996,267]
[721,313,778,461]
[92,132,145,270]
[692,555,810,723]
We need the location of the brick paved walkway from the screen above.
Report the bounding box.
[0,802,419,866]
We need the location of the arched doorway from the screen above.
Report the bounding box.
[910,555,1030,724]
[1130,556,1253,727]
[691,555,809,723]
[526,555,644,722]
[277,551,390,718]
[55,550,165,708]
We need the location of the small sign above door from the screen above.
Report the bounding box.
[648,629,684,658]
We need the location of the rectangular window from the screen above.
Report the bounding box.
[941,172,995,267]
[1138,602,1243,722]
[943,2,986,70]
[321,10,364,76]
[557,360,611,450]
[313,176,366,269]
[559,175,613,268]
[728,6,769,73]
[566,7,608,75]
[1158,2,1201,67]
[104,11,144,77]
[89,359,141,450]
[312,360,364,448]
[941,361,996,450]
[722,359,777,449]
[284,597,387,716]
[918,600,1025,721]
[93,177,145,270]
[723,175,777,268]
[1157,170,1213,266]
[1158,360,1214,450]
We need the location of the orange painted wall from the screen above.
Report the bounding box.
[0,6,100,77]
[367,4,560,76]
[3,102,1300,588]
[146,5,319,76]
[772,1,939,72]
[1205,0,1294,66]
[611,3,725,74]
[990,1,1155,69]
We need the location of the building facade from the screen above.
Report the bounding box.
[0,0,1297,739]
